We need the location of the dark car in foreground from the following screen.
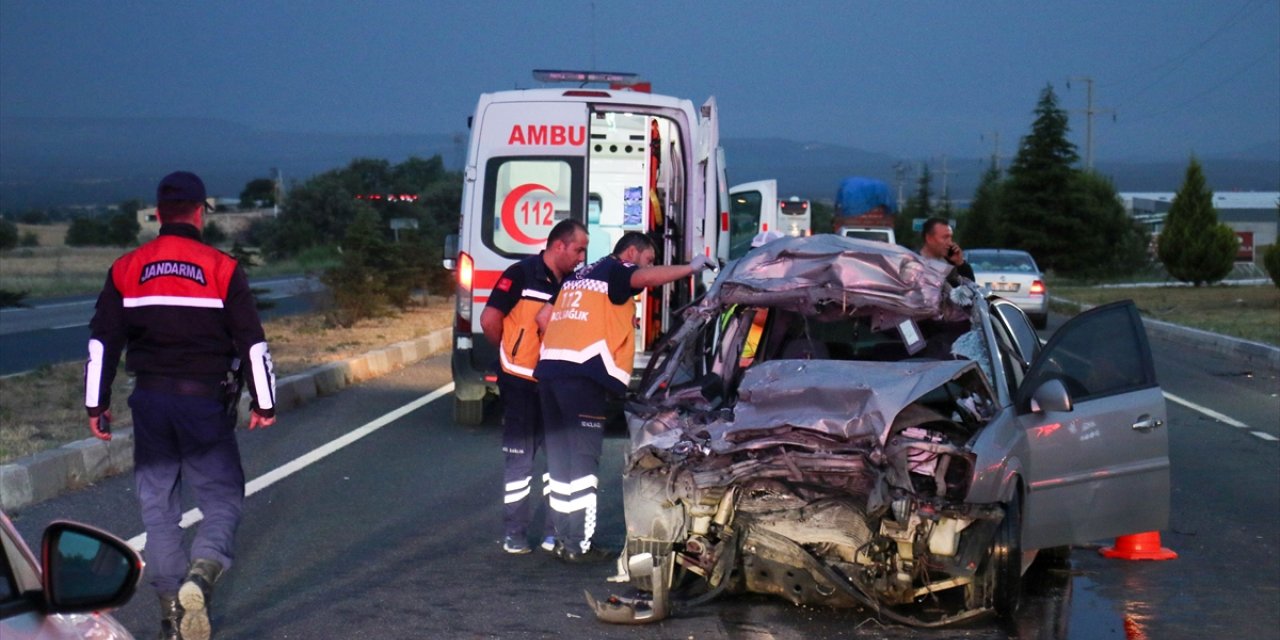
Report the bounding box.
[589,234,1169,627]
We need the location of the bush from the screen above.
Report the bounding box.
[0,219,16,250]
[203,220,228,246]
[1264,244,1280,288]
[65,217,109,246]
[20,231,38,247]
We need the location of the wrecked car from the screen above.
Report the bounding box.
[590,234,1169,627]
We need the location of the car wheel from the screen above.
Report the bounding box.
[991,490,1024,618]
[1030,313,1048,330]
[454,396,484,425]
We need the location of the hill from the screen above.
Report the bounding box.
[1,117,1276,209]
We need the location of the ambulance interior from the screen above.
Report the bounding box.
[585,110,686,351]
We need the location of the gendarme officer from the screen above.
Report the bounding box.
[85,170,277,640]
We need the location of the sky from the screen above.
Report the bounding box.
[2,1,1278,164]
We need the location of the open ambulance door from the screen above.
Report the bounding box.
[725,179,779,260]
[695,96,721,293]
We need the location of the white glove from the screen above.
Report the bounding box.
[689,255,716,272]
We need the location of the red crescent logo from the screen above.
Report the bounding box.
[500,183,553,246]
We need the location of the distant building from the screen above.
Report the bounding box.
[136,198,274,241]
[1120,191,1279,261]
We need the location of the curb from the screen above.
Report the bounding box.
[1051,296,1280,372]
[0,328,452,513]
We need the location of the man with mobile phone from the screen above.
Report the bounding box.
[920,217,975,282]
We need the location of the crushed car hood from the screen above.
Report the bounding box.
[633,359,983,452]
[705,234,956,324]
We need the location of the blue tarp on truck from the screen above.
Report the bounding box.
[835,177,895,216]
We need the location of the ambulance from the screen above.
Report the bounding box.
[447,71,729,424]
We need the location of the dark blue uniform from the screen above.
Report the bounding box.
[86,223,275,596]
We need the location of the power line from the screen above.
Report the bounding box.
[1117,44,1278,125]
[1109,0,1267,107]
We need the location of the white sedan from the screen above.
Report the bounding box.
[967,249,1049,329]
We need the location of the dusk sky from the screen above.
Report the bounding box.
[2,1,1278,163]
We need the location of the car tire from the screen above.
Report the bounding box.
[454,396,484,425]
[1030,313,1048,330]
[991,490,1025,619]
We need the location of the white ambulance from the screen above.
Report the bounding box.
[447,71,729,424]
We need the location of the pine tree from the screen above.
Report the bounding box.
[957,162,1004,249]
[1002,84,1082,273]
[1157,157,1237,286]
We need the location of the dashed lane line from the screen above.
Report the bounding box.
[126,382,455,551]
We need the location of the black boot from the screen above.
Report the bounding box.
[178,559,223,640]
[157,594,183,640]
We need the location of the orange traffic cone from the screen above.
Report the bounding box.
[1099,531,1177,561]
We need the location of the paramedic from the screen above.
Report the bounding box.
[534,231,715,563]
[479,219,589,555]
[84,171,276,640]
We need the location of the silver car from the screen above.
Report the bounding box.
[967,249,1049,329]
[590,235,1169,627]
[1,510,142,639]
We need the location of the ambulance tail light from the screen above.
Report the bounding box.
[720,211,729,232]
[456,251,474,333]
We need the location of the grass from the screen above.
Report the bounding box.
[0,223,338,299]
[1051,283,1280,346]
[0,303,453,464]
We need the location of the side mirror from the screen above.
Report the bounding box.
[42,521,142,614]
[442,234,459,271]
[1029,378,1073,414]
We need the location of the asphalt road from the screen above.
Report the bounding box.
[0,276,324,376]
[7,312,1278,639]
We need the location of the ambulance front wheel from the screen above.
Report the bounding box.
[454,396,485,425]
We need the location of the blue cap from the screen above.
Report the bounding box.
[156,171,206,203]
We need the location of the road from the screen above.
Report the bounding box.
[7,312,1278,639]
[0,276,324,376]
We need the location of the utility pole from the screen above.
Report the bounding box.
[892,162,911,213]
[980,131,1001,171]
[1068,76,1113,170]
[935,155,957,202]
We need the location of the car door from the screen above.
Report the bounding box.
[1016,301,1170,550]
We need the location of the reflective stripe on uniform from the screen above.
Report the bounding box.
[85,339,105,407]
[540,340,631,387]
[122,295,224,309]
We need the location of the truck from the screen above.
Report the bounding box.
[445,70,729,424]
[832,176,896,244]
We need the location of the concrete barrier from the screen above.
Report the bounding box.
[0,327,451,513]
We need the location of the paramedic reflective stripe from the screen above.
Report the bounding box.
[522,288,552,301]
[540,340,632,387]
[548,475,599,513]
[248,341,276,411]
[547,475,599,549]
[498,346,535,378]
[122,295,224,309]
[85,339,105,407]
[505,476,532,504]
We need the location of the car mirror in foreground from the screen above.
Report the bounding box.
[1029,378,1073,414]
[41,521,143,614]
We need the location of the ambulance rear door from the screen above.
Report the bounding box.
[465,98,590,324]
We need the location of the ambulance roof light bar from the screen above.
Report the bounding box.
[533,69,646,86]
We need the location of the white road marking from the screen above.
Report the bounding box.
[1164,391,1249,428]
[1164,391,1275,442]
[52,322,88,330]
[126,382,455,551]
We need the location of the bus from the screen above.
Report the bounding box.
[779,196,811,237]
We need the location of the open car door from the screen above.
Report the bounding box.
[1016,301,1170,550]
